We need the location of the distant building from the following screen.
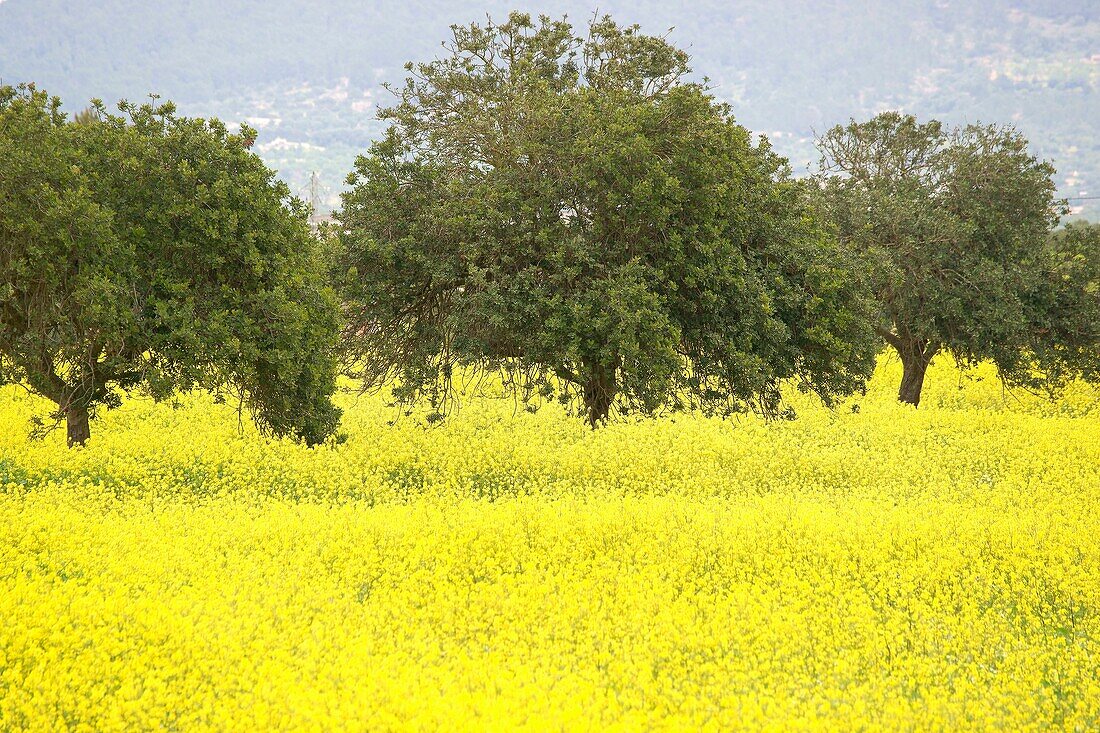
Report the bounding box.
[301,171,335,233]
[308,211,335,233]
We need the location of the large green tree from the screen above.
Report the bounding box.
[337,13,878,426]
[813,112,1100,405]
[0,85,342,446]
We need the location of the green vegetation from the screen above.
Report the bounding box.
[813,112,1100,405]
[336,14,878,425]
[0,6,1097,441]
[0,85,341,446]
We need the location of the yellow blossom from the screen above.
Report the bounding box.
[0,359,1097,731]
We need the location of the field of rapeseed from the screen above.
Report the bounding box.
[1,358,1098,731]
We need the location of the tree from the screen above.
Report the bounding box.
[1038,219,1100,383]
[337,13,879,427]
[0,84,342,446]
[813,112,1100,405]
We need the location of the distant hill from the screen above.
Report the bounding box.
[1,0,1097,217]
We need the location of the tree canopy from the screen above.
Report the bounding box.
[337,12,879,426]
[0,84,342,446]
[813,111,1100,405]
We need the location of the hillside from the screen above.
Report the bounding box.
[1,0,1096,216]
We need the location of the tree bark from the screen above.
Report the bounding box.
[66,405,91,447]
[581,362,617,428]
[895,340,937,407]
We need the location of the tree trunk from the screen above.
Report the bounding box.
[581,362,617,428]
[66,405,91,447]
[895,341,936,407]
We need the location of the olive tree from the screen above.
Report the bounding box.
[0,84,342,445]
[813,112,1099,405]
[337,13,879,426]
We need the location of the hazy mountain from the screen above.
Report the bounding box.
[1,0,1096,217]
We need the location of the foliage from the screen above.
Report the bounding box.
[338,13,878,426]
[0,84,341,445]
[812,111,1100,405]
[1041,219,1100,381]
[0,360,1099,729]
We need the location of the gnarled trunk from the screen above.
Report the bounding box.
[895,340,937,407]
[581,361,617,428]
[66,405,91,447]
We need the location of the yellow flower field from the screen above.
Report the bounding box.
[1,359,1098,731]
